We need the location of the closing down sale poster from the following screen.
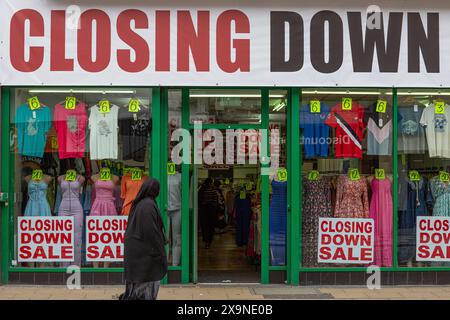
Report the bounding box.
[0,0,449,87]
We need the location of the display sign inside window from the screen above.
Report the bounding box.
[277,168,287,181]
[86,216,128,262]
[416,217,450,261]
[167,162,176,175]
[307,170,319,181]
[375,169,385,180]
[342,97,352,111]
[65,170,76,182]
[131,168,142,181]
[376,100,387,113]
[318,218,374,264]
[65,96,76,110]
[100,168,111,181]
[435,101,445,114]
[409,170,421,181]
[128,99,140,113]
[439,171,450,182]
[28,96,41,110]
[32,169,43,181]
[99,100,110,114]
[349,168,360,181]
[17,217,74,262]
[310,100,321,113]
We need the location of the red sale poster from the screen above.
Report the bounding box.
[416,216,450,261]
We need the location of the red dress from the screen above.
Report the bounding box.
[334,175,370,218]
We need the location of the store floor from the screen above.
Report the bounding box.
[197,226,260,283]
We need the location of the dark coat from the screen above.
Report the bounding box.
[124,198,167,283]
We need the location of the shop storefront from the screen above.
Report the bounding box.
[1,0,450,286]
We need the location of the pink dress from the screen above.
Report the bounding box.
[369,178,393,267]
[90,180,118,216]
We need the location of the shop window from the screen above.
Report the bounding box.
[10,87,152,268]
[397,89,450,267]
[189,89,262,124]
[300,88,393,268]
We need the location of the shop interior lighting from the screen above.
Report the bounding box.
[28,89,136,94]
[190,94,286,98]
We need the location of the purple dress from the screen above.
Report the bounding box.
[90,180,117,216]
[58,177,83,266]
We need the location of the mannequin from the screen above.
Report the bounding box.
[90,169,119,268]
[24,171,53,217]
[57,171,85,267]
[167,167,182,266]
[120,168,148,215]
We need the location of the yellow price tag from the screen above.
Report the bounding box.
[409,170,420,181]
[277,168,287,182]
[28,96,41,110]
[99,100,110,114]
[435,101,445,114]
[225,178,230,185]
[128,99,140,113]
[375,169,385,180]
[342,97,352,111]
[246,182,252,191]
[65,97,76,110]
[32,169,43,181]
[100,168,111,181]
[349,168,360,181]
[167,162,176,175]
[131,168,143,181]
[65,170,76,182]
[51,136,58,149]
[439,171,450,182]
[376,100,387,113]
[307,170,319,181]
[240,191,246,199]
[310,100,321,113]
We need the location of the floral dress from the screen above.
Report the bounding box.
[334,175,370,218]
[429,176,450,217]
[302,176,333,267]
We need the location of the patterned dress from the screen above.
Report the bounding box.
[334,175,370,218]
[302,176,333,267]
[429,176,450,216]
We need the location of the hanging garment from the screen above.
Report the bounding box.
[119,107,151,162]
[325,102,365,159]
[24,181,52,217]
[269,180,287,266]
[420,103,450,158]
[53,101,88,159]
[365,102,393,156]
[89,104,119,160]
[429,176,450,216]
[397,105,427,154]
[90,180,118,216]
[302,176,333,267]
[300,102,331,158]
[58,177,84,266]
[234,195,252,247]
[15,104,52,158]
[369,178,393,267]
[120,175,148,215]
[397,176,428,263]
[334,175,370,218]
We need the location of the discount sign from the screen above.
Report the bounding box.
[416,216,450,261]
[318,218,374,264]
[18,217,74,262]
[86,216,128,262]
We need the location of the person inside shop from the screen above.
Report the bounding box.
[198,178,219,249]
[214,179,227,234]
[121,178,167,300]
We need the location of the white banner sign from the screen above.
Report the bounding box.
[318,217,374,264]
[0,0,448,86]
[85,216,128,262]
[18,216,74,262]
[416,216,450,261]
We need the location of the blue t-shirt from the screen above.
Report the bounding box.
[14,104,51,158]
[300,103,330,158]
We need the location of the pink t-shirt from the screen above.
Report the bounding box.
[53,101,88,159]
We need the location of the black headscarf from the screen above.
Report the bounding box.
[130,178,160,213]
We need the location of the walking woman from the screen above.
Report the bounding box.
[121,178,167,300]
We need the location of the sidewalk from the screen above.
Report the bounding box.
[0,285,450,300]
